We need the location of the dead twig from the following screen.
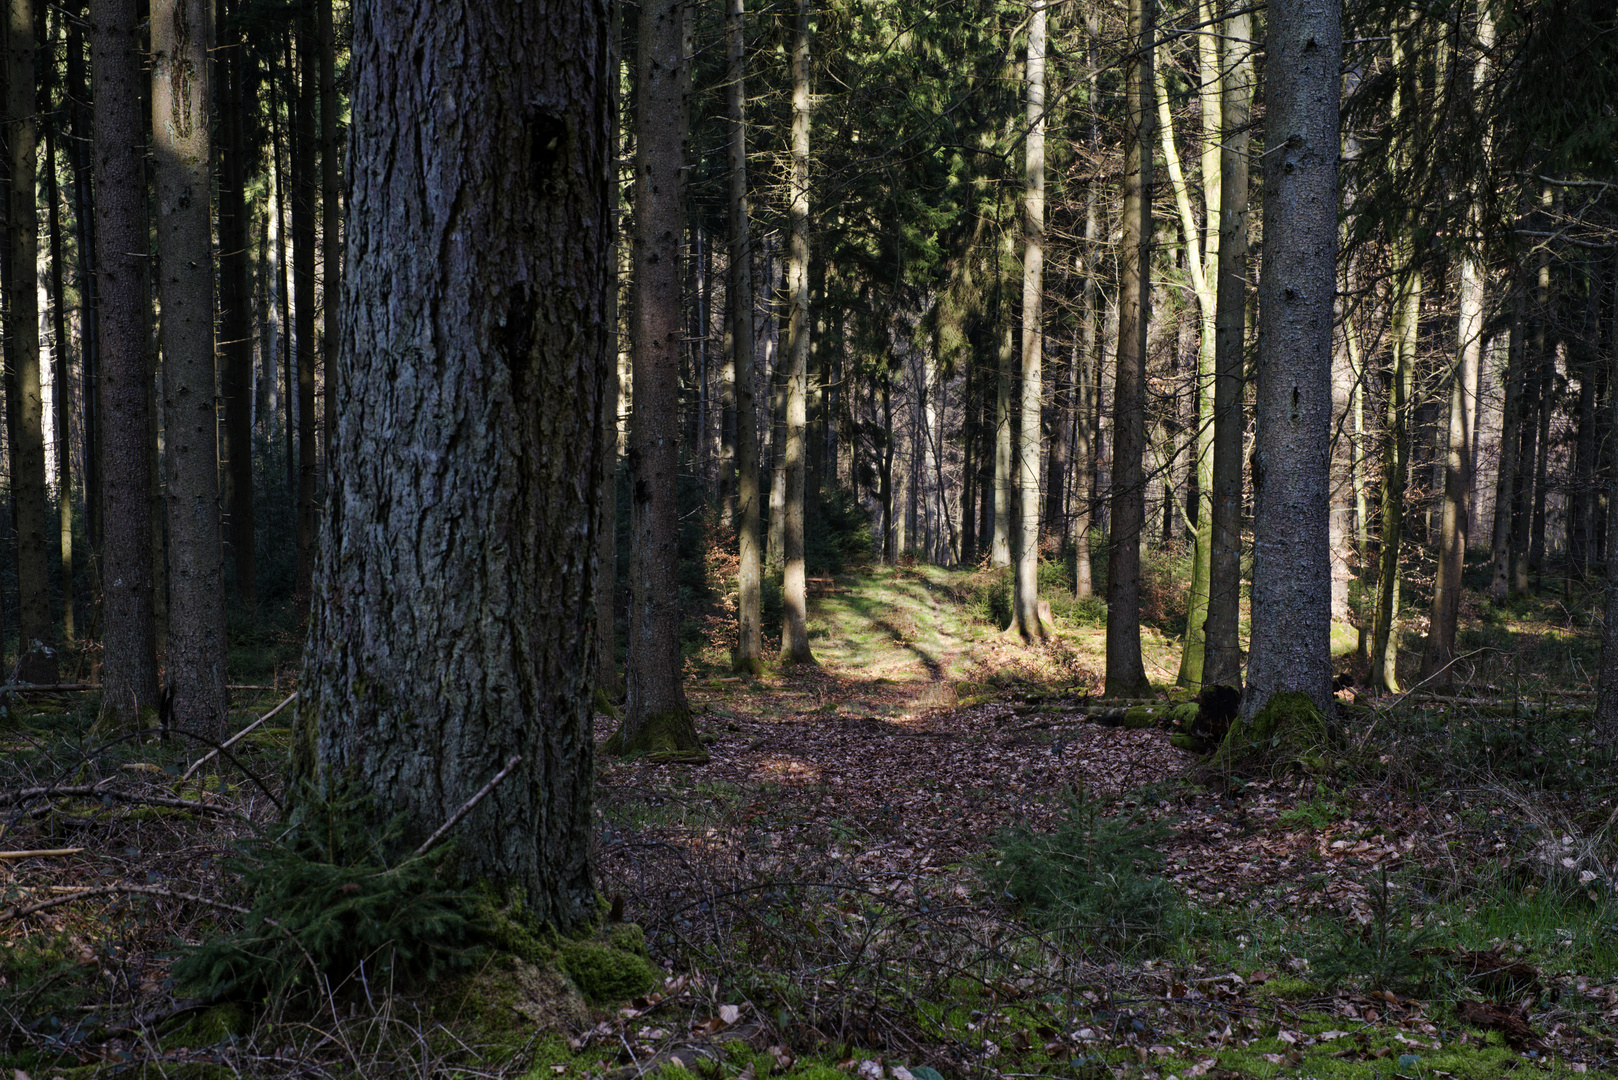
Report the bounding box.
[0,847,84,859]
[412,754,521,857]
[182,690,299,781]
[3,883,250,921]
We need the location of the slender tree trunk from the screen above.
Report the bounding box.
[295,0,607,930]
[596,0,624,699]
[1490,270,1527,600]
[1370,264,1420,693]
[292,11,317,614]
[1013,0,1046,642]
[65,0,98,559]
[1203,0,1250,692]
[319,0,339,475]
[1241,0,1341,719]
[1424,3,1492,686]
[992,282,1013,567]
[151,0,227,738]
[780,0,814,664]
[9,0,57,682]
[41,7,73,643]
[219,0,256,612]
[729,0,764,674]
[1595,254,1618,744]
[1103,0,1154,699]
[91,0,157,727]
[616,0,702,757]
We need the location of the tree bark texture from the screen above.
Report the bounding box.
[91,0,158,728]
[1103,0,1154,699]
[320,0,339,469]
[780,0,814,665]
[295,0,609,930]
[41,4,74,642]
[1203,0,1251,691]
[621,0,701,752]
[1242,0,1341,720]
[1013,1,1046,642]
[9,0,56,682]
[152,0,228,739]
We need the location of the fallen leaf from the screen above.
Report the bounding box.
[719,1003,741,1025]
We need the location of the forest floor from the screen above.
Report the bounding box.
[2,561,1617,1080]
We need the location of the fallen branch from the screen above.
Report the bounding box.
[0,847,84,860]
[3,883,250,921]
[414,755,521,857]
[182,690,299,780]
[0,785,251,819]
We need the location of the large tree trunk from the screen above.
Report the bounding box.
[65,0,98,556]
[1241,0,1341,720]
[617,0,702,757]
[152,0,228,740]
[1103,0,1154,699]
[91,0,158,728]
[730,0,764,674]
[1012,0,1046,642]
[9,0,56,683]
[1595,255,1618,745]
[295,0,607,931]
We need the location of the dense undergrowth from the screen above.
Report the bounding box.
[3,547,1617,1078]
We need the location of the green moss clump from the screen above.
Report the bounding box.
[604,709,711,764]
[608,922,649,957]
[1123,706,1156,729]
[473,883,556,963]
[559,940,662,1003]
[434,956,590,1050]
[160,1004,249,1050]
[1165,702,1199,728]
[1213,690,1330,771]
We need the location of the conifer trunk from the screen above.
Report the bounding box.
[1103,0,1154,699]
[1013,0,1046,642]
[295,0,608,929]
[780,0,814,665]
[729,0,764,673]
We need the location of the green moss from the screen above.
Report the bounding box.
[473,883,557,963]
[434,955,590,1049]
[1250,975,1319,1003]
[608,921,649,957]
[1123,706,1155,729]
[1166,702,1199,728]
[159,1004,249,1050]
[1170,732,1210,753]
[604,708,710,764]
[1213,690,1330,771]
[558,940,662,1003]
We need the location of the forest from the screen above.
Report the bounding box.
[2,0,1618,1077]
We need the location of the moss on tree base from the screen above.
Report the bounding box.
[1212,690,1331,772]
[605,708,710,764]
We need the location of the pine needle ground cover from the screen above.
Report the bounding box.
[2,564,1616,1078]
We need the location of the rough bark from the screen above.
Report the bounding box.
[91,0,158,728]
[597,0,624,699]
[152,0,228,739]
[294,0,608,931]
[65,0,98,554]
[780,0,814,665]
[1013,0,1046,643]
[9,0,56,683]
[1596,255,1618,745]
[729,0,764,674]
[1103,0,1154,700]
[618,0,702,756]
[1241,0,1341,720]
